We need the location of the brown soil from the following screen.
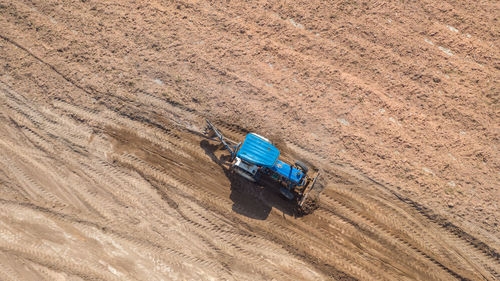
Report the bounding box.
[0,0,499,280]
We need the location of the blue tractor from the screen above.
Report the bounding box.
[206,120,322,213]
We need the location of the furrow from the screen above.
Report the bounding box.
[0,152,60,205]
[112,152,358,280]
[284,136,500,274]
[324,178,499,280]
[0,200,216,278]
[321,194,472,281]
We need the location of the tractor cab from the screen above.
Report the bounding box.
[233,133,307,200]
[232,133,279,181]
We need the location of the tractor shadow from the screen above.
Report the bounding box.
[200,140,297,220]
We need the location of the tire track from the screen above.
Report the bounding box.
[310,210,402,281]
[0,90,230,276]
[0,147,61,206]
[52,99,205,161]
[175,204,280,280]
[282,132,500,274]
[84,169,235,279]
[0,199,219,280]
[323,178,500,280]
[0,221,121,281]
[73,160,237,280]
[320,194,471,281]
[0,252,24,281]
[0,86,91,159]
[112,155,308,280]
[112,151,360,280]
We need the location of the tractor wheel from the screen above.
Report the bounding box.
[294,160,309,174]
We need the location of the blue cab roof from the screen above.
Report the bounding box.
[236,133,280,167]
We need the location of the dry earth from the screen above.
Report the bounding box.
[0,0,499,280]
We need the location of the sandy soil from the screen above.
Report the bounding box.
[0,0,499,280]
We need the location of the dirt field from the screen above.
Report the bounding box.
[0,0,499,280]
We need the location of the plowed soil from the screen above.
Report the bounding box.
[0,0,499,280]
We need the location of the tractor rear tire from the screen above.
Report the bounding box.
[294,160,309,174]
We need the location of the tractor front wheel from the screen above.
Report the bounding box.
[294,160,309,174]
